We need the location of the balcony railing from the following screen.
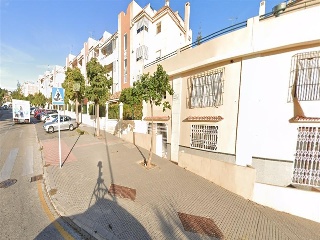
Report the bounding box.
[144,21,247,69]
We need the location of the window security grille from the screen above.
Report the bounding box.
[288,51,320,102]
[292,127,320,187]
[136,45,148,61]
[190,69,224,108]
[190,125,218,151]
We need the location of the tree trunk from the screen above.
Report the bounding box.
[147,102,153,168]
[96,103,100,137]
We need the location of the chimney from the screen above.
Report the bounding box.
[259,1,266,16]
[184,2,190,41]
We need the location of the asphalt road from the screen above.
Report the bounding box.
[0,108,84,240]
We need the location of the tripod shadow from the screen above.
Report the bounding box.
[88,161,109,207]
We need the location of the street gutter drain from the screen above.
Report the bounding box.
[31,174,43,182]
[178,212,224,239]
[0,179,17,188]
[108,184,136,201]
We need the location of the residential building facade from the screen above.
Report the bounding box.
[38,65,65,99]
[143,0,320,222]
[21,82,38,97]
[63,0,192,101]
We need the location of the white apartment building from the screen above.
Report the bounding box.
[37,65,65,98]
[21,82,38,97]
[64,0,192,100]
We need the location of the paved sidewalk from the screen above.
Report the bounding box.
[40,124,320,240]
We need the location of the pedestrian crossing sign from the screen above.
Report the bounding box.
[52,87,65,105]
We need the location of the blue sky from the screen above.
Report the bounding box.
[0,0,281,91]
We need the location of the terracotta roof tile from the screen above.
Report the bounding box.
[186,116,223,122]
[144,116,170,121]
[110,91,121,100]
[290,116,320,123]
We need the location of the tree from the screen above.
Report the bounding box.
[62,67,85,123]
[0,88,9,105]
[11,81,24,100]
[86,58,112,136]
[26,94,35,106]
[134,64,174,168]
[33,92,46,107]
[119,87,142,120]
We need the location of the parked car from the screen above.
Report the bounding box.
[37,112,47,120]
[43,115,78,133]
[40,113,49,122]
[36,109,57,120]
[30,107,36,115]
[44,113,59,123]
[34,109,44,118]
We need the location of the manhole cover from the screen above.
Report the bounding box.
[178,212,224,239]
[108,184,136,201]
[0,179,17,188]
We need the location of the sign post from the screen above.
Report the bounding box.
[52,87,65,168]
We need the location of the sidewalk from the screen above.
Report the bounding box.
[41,124,320,240]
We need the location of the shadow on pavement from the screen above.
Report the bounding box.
[35,160,151,240]
[61,134,81,167]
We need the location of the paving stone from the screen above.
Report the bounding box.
[40,124,320,240]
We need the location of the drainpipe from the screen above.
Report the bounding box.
[234,59,243,162]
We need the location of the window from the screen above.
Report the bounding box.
[136,17,149,34]
[190,125,218,151]
[156,22,161,34]
[124,34,127,51]
[156,50,161,60]
[137,25,148,34]
[190,68,224,108]
[124,59,127,83]
[288,51,320,102]
[102,39,116,56]
[136,45,148,61]
[292,127,320,187]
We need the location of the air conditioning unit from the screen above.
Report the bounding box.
[272,2,287,16]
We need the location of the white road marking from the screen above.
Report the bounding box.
[22,146,33,176]
[0,148,18,181]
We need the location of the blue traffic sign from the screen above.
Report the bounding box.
[52,87,65,105]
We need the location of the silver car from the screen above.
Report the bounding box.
[43,115,78,133]
[44,113,59,123]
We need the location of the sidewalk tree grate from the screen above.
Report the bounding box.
[108,184,136,201]
[0,179,17,188]
[178,212,224,239]
[30,174,43,182]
